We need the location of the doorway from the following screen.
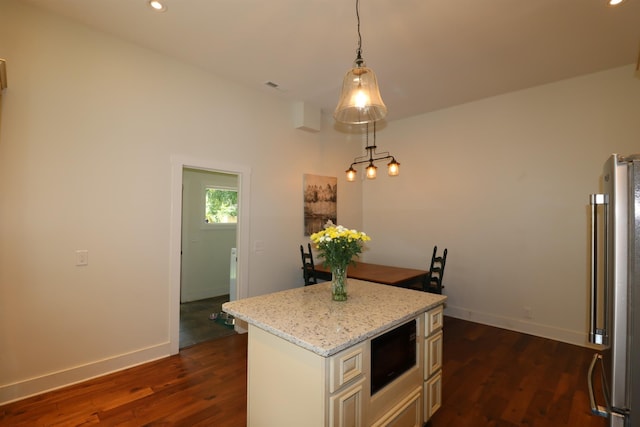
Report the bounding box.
[169,156,251,355]
[179,168,238,348]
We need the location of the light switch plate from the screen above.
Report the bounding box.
[75,250,88,266]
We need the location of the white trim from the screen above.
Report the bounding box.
[169,155,251,355]
[0,342,170,405]
[445,304,598,349]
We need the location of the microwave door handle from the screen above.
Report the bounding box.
[589,194,608,345]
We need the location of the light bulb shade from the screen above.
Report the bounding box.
[334,66,387,124]
[387,159,400,176]
[366,163,377,179]
[346,166,357,182]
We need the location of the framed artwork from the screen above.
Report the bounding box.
[303,174,337,236]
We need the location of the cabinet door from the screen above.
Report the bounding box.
[425,305,444,336]
[425,331,443,378]
[424,372,442,419]
[330,378,366,427]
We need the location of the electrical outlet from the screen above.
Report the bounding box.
[76,250,88,266]
[524,306,533,319]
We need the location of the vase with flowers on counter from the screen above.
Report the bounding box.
[310,221,371,301]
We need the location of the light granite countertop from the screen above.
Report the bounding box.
[222,279,447,357]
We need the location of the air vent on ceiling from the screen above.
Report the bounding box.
[265,81,287,92]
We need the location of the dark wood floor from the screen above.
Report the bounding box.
[0,317,606,426]
[0,333,248,427]
[431,317,606,427]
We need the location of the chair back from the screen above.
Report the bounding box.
[423,246,448,294]
[300,243,318,286]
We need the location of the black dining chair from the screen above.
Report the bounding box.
[423,246,448,294]
[300,243,319,286]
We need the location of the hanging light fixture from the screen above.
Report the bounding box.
[345,122,399,181]
[334,0,387,124]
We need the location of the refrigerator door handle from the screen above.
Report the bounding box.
[589,193,608,345]
[587,353,609,418]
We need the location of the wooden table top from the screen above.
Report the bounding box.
[315,261,429,286]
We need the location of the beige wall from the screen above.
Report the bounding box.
[359,65,640,345]
[0,0,361,403]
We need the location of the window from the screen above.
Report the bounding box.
[205,187,238,224]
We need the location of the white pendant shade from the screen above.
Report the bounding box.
[334,65,387,124]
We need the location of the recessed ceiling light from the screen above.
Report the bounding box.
[148,1,167,12]
[608,0,625,5]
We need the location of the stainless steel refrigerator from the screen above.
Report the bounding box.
[588,153,640,427]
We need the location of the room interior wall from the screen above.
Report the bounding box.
[358,64,640,346]
[181,168,238,302]
[1,0,637,406]
[0,0,361,404]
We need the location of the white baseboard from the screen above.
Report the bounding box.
[445,304,597,349]
[0,342,171,405]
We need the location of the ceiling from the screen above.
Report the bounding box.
[20,0,640,123]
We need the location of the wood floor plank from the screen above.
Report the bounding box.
[430,317,607,427]
[1,317,607,426]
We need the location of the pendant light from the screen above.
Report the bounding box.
[334,0,387,124]
[345,122,399,181]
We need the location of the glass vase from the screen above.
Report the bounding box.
[331,264,348,301]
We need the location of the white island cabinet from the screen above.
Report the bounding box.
[223,279,446,427]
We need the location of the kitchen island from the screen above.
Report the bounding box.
[223,279,447,427]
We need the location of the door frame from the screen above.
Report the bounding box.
[169,155,251,355]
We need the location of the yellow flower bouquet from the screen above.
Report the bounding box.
[310,221,371,301]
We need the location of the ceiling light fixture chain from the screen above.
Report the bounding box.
[355,0,363,67]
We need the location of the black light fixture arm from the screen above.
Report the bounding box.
[351,122,395,167]
[345,122,400,180]
[348,147,395,169]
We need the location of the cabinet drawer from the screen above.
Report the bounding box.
[425,305,444,336]
[425,331,443,378]
[371,385,422,427]
[330,378,365,427]
[329,342,365,393]
[424,372,442,420]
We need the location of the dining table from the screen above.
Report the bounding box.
[314,261,429,289]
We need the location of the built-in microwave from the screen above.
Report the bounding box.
[370,319,417,395]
